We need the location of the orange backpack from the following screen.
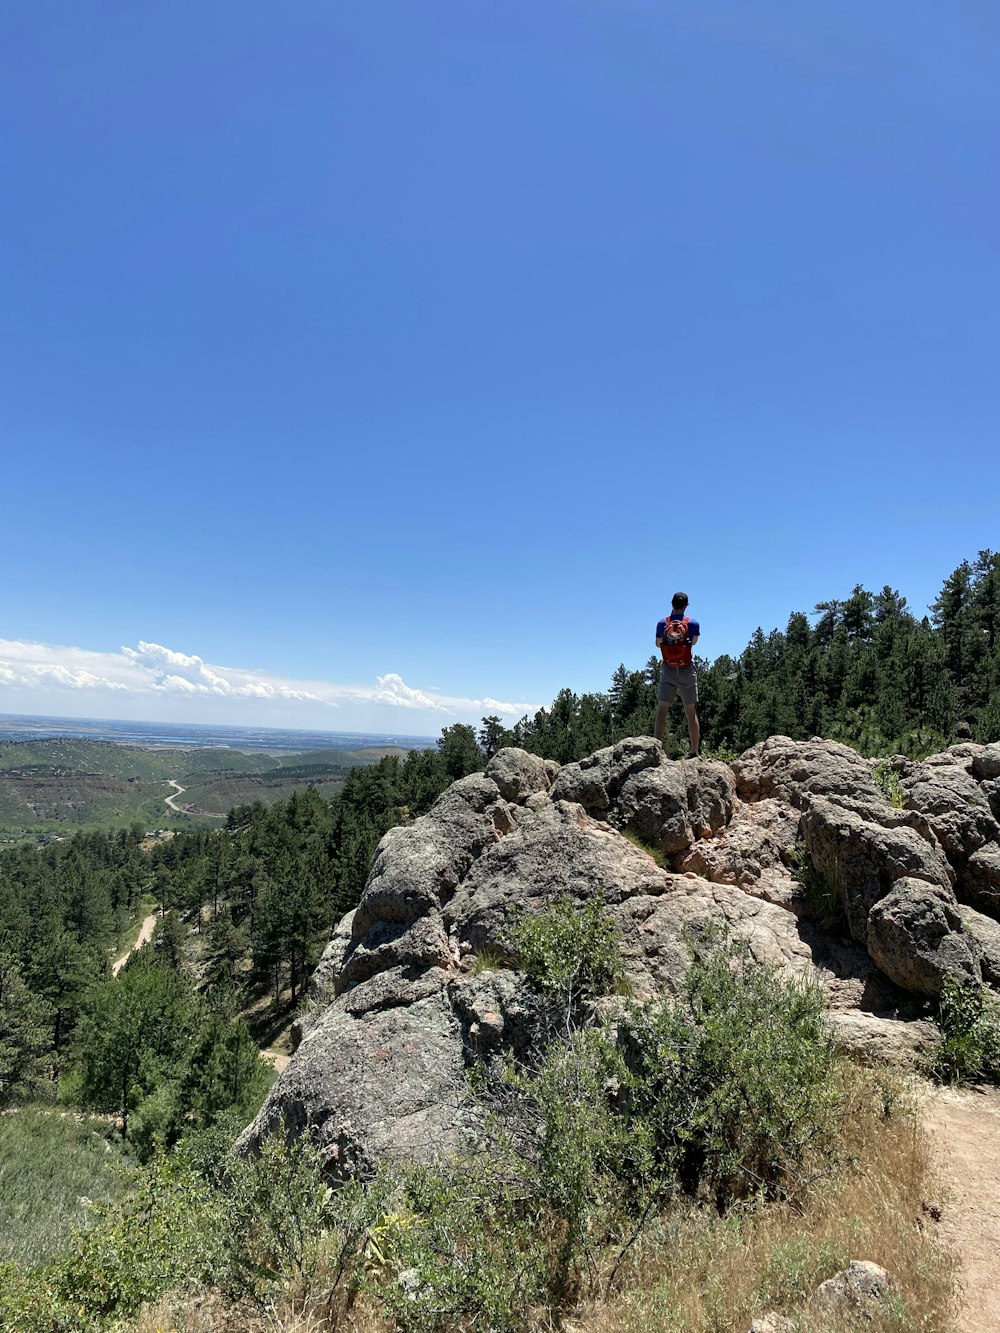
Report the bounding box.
[661,615,692,667]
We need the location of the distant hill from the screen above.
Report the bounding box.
[0,738,409,839]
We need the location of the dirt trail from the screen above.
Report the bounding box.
[111,912,158,975]
[164,777,225,818]
[164,778,187,812]
[922,1083,1000,1333]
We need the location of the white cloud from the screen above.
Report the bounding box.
[370,673,449,712]
[0,637,540,726]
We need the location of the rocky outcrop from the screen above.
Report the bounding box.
[898,744,1000,916]
[241,737,1000,1173]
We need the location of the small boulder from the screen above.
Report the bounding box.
[813,1259,893,1314]
[748,1316,795,1333]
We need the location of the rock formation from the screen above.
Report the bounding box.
[239,735,1000,1175]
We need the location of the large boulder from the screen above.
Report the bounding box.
[957,904,1000,988]
[736,739,986,997]
[800,796,954,945]
[616,760,736,854]
[550,736,663,817]
[444,799,672,961]
[484,747,556,803]
[900,758,999,862]
[241,970,481,1176]
[733,736,884,810]
[894,747,1000,919]
[677,798,803,911]
[866,878,981,997]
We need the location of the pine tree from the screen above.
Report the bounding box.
[0,954,52,1106]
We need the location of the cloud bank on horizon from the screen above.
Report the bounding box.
[0,638,539,731]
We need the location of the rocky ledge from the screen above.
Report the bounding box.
[238,735,1000,1175]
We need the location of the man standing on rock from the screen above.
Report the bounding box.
[654,592,701,757]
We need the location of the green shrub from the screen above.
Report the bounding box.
[362,1162,547,1333]
[504,895,624,1004]
[620,826,667,867]
[0,1154,223,1331]
[495,1026,635,1304]
[618,935,842,1209]
[931,977,1000,1083]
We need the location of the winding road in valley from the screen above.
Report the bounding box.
[164,778,225,819]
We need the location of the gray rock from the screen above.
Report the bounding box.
[616,761,735,855]
[800,796,953,945]
[982,777,1000,823]
[611,878,820,999]
[901,761,999,862]
[484,748,555,804]
[550,736,663,817]
[962,845,1000,919]
[823,1010,939,1068]
[866,877,981,997]
[239,734,1000,1176]
[444,800,672,960]
[972,744,1000,781]
[957,903,1000,987]
[336,915,453,995]
[733,736,885,809]
[747,1316,795,1333]
[299,910,356,1033]
[448,967,549,1062]
[677,798,803,910]
[800,922,910,1015]
[813,1259,893,1313]
[238,972,482,1177]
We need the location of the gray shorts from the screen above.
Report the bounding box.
[657,664,698,707]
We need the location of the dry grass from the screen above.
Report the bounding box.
[577,1072,957,1333]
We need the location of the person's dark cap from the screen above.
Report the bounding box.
[671,591,689,609]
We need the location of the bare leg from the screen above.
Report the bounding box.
[684,702,700,755]
[654,700,670,742]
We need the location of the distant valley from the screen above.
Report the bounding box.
[0,736,412,840]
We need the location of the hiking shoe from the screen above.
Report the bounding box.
[686,751,701,760]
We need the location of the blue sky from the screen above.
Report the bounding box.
[2,1,998,735]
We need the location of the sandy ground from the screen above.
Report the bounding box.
[112,913,158,975]
[922,1083,1000,1332]
[261,1049,291,1073]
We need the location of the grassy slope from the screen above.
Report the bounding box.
[0,1110,129,1267]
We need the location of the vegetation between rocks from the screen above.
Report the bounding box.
[0,932,957,1333]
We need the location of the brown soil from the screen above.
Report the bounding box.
[112,912,158,975]
[922,1082,1000,1332]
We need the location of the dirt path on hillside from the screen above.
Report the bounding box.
[164,778,188,812]
[111,912,158,975]
[164,777,225,819]
[922,1083,1000,1332]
